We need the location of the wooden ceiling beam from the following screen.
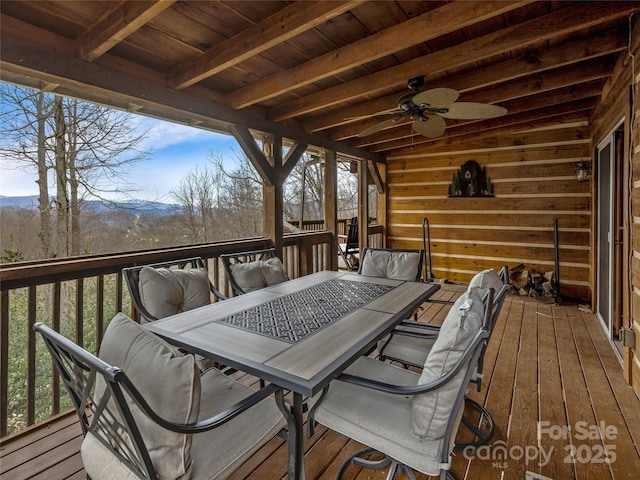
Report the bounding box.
[305,29,625,134]
[269,2,639,121]
[77,0,175,62]
[229,0,532,109]
[168,0,363,90]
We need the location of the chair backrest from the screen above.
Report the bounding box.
[358,247,424,282]
[345,217,359,254]
[220,248,289,295]
[33,321,159,479]
[466,266,511,390]
[122,256,226,322]
[412,288,492,443]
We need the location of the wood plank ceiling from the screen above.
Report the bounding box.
[1,1,639,161]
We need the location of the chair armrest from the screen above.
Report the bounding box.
[120,376,281,434]
[336,328,488,396]
[210,285,228,301]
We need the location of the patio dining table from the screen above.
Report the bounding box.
[145,270,439,480]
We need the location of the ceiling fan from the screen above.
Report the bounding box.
[356,76,507,138]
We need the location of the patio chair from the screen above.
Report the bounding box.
[308,287,493,480]
[220,248,288,296]
[337,217,359,270]
[122,256,226,323]
[376,266,510,450]
[33,315,285,480]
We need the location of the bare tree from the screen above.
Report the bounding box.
[172,165,220,243]
[0,84,150,259]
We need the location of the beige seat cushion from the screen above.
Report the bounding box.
[94,313,200,479]
[411,289,484,439]
[308,357,449,476]
[190,368,286,479]
[138,266,211,320]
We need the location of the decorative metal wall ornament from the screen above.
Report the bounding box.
[448,160,494,197]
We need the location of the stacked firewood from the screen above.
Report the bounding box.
[509,264,558,299]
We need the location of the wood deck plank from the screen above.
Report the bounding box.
[504,300,540,480]
[537,302,575,480]
[553,304,612,480]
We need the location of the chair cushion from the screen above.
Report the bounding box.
[262,257,288,286]
[361,249,421,281]
[190,369,286,479]
[97,313,200,479]
[412,289,484,440]
[230,258,287,293]
[468,268,503,294]
[360,249,389,277]
[387,251,422,281]
[138,266,211,320]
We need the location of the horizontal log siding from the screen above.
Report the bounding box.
[386,128,591,300]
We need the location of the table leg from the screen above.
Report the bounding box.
[276,390,305,480]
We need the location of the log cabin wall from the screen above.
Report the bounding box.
[624,17,640,394]
[385,129,591,302]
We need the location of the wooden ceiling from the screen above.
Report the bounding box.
[2,1,639,162]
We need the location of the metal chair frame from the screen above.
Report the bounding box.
[376,266,510,452]
[33,322,281,480]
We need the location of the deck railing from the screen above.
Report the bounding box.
[0,231,333,438]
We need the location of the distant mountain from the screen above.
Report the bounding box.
[0,195,180,216]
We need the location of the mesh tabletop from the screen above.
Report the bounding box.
[215,278,395,343]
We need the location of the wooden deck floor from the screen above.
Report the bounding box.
[2,287,640,480]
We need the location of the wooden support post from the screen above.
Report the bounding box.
[358,159,369,255]
[262,134,284,257]
[324,150,338,271]
[376,162,387,248]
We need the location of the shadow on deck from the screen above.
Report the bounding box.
[2,287,640,480]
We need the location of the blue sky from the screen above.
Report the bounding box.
[0,114,239,202]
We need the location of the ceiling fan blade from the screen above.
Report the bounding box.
[345,109,401,121]
[358,116,406,137]
[412,88,459,108]
[440,102,507,119]
[412,115,446,138]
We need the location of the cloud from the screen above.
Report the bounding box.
[134,116,232,151]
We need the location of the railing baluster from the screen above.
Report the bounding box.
[76,278,84,348]
[27,285,36,426]
[1,290,9,437]
[96,275,104,350]
[52,282,61,415]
